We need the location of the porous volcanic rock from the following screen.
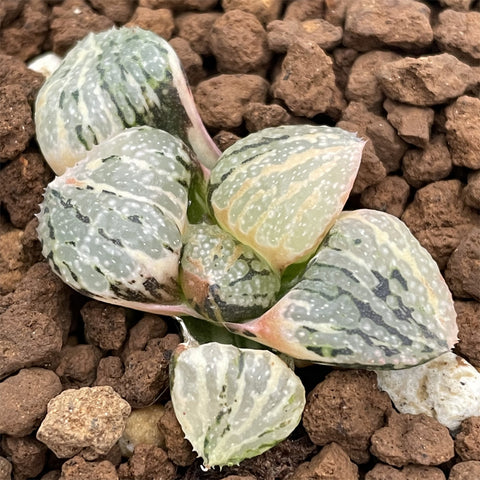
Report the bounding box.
[175,12,221,55]
[267,19,342,53]
[1,435,47,480]
[209,10,271,74]
[402,135,452,188]
[126,7,175,39]
[370,411,454,467]
[377,54,478,106]
[346,51,402,110]
[158,401,196,467]
[454,300,480,367]
[445,228,480,300]
[449,461,480,479]
[59,456,118,480]
[0,84,35,162]
[55,344,103,389]
[36,386,131,460]
[343,0,433,51]
[95,334,180,408]
[303,369,392,464]
[383,99,434,148]
[221,0,283,24]
[0,367,62,437]
[195,74,269,130]
[434,9,480,61]
[455,417,480,461]
[465,171,480,210]
[360,175,410,218]
[81,301,128,352]
[291,443,358,480]
[49,0,114,55]
[272,40,345,119]
[89,0,135,24]
[401,179,480,269]
[445,95,480,169]
[117,444,176,480]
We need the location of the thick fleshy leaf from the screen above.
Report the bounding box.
[229,209,458,369]
[170,342,305,468]
[37,126,199,315]
[180,223,280,323]
[35,27,219,174]
[208,125,365,272]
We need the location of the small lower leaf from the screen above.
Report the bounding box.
[229,209,458,369]
[170,342,305,468]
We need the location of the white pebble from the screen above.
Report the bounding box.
[376,352,480,432]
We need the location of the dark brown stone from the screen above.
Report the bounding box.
[210,10,271,74]
[343,0,433,52]
[401,180,480,269]
[303,369,392,464]
[370,411,454,467]
[272,40,345,119]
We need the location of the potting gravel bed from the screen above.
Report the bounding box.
[1,0,480,479]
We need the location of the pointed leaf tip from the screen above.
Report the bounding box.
[35,27,219,174]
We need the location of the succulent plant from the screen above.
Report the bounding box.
[35,27,458,469]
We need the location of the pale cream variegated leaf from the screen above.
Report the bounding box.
[170,342,305,468]
[208,125,365,272]
[229,210,458,369]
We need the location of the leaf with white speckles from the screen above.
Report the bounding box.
[180,223,280,323]
[35,27,219,174]
[229,210,458,369]
[170,342,305,468]
[37,126,201,316]
[208,125,365,272]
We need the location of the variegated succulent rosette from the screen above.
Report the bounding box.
[34,27,458,469]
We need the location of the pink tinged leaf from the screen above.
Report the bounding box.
[229,210,458,369]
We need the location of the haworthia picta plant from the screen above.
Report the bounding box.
[33,24,461,471]
[170,342,305,468]
[37,126,199,316]
[180,223,280,323]
[35,27,220,175]
[208,125,365,272]
[228,209,458,369]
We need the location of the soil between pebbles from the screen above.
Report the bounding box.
[1,1,480,479]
